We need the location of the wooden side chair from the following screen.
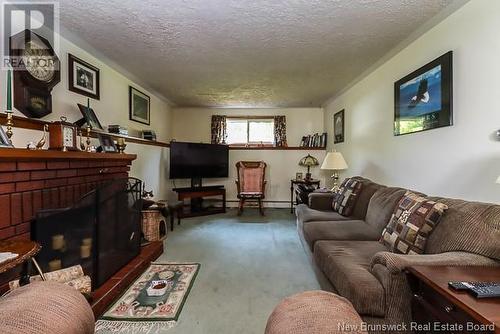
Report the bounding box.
[235,161,267,216]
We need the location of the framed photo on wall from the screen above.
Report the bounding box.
[68,54,100,100]
[129,86,150,125]
[333,109,345,144]
[394,51,453,136]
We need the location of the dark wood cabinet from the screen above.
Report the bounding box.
[408,266,500,334]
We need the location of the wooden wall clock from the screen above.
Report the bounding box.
[9,29,61,118]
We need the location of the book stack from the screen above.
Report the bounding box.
[300,132,327,148]
[142,130,157,141]
[108,125,128,136]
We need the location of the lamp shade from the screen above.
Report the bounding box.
[496,176,500,184]
[299,154,319,167]
[320,151,348,170]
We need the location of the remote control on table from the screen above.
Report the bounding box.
[448,281,500,298]
[468,282,500,299]
[448,281,472,291]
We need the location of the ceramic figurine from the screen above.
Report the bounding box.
[36,124,49,150]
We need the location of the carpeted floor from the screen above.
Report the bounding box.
[156,208,320,334]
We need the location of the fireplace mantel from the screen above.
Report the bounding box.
[0,148,136,162]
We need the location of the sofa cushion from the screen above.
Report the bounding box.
[351,180,386,220]
[303,220,381,250]
[333,178,363,216]
[380,191,448,255]
[296,204,351,224]
[365,187,407,231]
[425,197,500,260]
[314,241,387,317]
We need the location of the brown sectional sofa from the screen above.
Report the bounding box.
[295,176,500,331]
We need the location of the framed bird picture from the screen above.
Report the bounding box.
[394,51,453,136]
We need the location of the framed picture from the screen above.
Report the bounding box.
[98,134,117,153]
[334,109,345,144]
[129,86,150,125]
[394,51,453,136]
[0,126,13,148]
[295,172,303,181]
[68,54,100,100]
[77,103,104,131]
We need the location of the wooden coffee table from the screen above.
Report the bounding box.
[407,266,500,333]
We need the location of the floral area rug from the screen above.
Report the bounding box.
[95,262,200,333]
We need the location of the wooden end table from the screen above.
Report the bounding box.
[0,240,44,285]
[407,266,500,333]
[290,179,320,213]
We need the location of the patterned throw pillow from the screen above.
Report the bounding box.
[332,178,363,216]
[380,191,448,254]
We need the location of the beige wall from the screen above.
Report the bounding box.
[171,108,323,146]
[0,29,172,198]
[323,0,500,203]
[171,108,326,205]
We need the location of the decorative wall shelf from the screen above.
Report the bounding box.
[0,114,327,151]
[228,146,326,150]
[0,114,169,148]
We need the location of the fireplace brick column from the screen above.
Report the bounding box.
[0,149,137,241]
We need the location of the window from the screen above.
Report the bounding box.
[226,118,275,145]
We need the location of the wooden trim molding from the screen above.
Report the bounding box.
[0,114,170,148]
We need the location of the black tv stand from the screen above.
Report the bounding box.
[172,186,226,218]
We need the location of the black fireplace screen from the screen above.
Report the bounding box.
[32,178,143,289]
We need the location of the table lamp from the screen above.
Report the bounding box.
[320,151,348,191]
[299,154,319,181]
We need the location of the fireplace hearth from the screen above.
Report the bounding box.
[31,178,143,289]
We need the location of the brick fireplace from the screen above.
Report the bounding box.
[0,149,163,316]
[0,149,135,242]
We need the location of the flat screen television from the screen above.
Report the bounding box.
[169,142,229,180]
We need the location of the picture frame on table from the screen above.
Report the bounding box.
[394,51,453,136]
[334,109,344,144]
[0,126,13,148]
[98,134,117,153]
[129,86,150,125]
[77,103,104,131]
[295,172,303,181]
[68,54,100,100]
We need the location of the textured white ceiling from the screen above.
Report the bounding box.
[58,0,455,107]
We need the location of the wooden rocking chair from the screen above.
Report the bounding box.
[235,161,267,216]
